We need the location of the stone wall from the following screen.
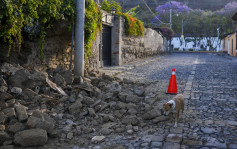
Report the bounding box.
[121,28,167,64]
[26,23,101,71]
[1,18,167,72]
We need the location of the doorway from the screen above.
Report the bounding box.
[102,25,112,66]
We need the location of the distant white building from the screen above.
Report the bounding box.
[171,37,222,51]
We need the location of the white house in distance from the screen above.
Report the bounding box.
[171,37,222,51]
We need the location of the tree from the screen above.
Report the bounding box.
[152,1,192,30]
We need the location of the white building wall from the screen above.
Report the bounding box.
[171,37,222,51]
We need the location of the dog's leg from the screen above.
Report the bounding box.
[174,111,179,127]
[169,112,173,123]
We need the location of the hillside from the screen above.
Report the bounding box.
[114,0,236,24]
[115,0,234,11]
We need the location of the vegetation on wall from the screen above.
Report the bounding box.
[0,0,75,59]
[121,13,144,36]
[101,0,145,37]
[85,0,102,60]
[0,0,102,61]
[101,0,122,15]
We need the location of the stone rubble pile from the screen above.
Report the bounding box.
[0,63,168,148]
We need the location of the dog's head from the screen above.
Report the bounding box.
[163,102,173,116]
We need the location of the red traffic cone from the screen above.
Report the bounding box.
[166,68,177,94]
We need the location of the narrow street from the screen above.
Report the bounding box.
[99,53,237,149]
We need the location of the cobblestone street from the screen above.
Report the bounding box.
[98,53,237,149]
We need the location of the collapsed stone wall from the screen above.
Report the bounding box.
[121,28,167,65]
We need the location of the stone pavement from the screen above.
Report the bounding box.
[96,53,237,149]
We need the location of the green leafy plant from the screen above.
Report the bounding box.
[101,0,144,37]
[0,0,75,59]
[85,0,102,59]
[0,0,102,62]
[101,0,122,15]
[126,5,140,17]
[121,13,144,36]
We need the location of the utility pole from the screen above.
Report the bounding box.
[169,1,172,52]
[170,3,172,29]
[75,0,85,76]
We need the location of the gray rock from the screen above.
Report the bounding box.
[230,144,237,149]
[14,104,28,122]
[118,92,128,102]
[88,108,96,117]
[53,73,66,87]
[82,96,95,106]
[106,81,122,93]
[0,131,10,145]
[24,70,47,89]
[66,119,76,126]
[144,96,157,105]
[152,116,169,123]
[225,120,237,126]
[69,94,76,103]
[142,109,161,120]
[206,137,226,148]
[0,76,7,87]
[14,129,48,147]
[134,86,144,96]
[201,127,216,134]
[2,140,12,146]
[116,102,126,110]
[126,103,138,110]
[69,101,82,114]
[151,135,165,142]
[67,132,73,140]
[151,142,162,147]
[128,108,138,115]
[0,86,8,93]
[127,129,133,134]
[76,126,82,135]
[0,92,13,101]
[163,142,180,149]
[8,122,25,133]
[166,134,183,143]
[121,115,139,125]
[90,99,102,108]
[63,125,72,132]
[126,94,140,103]
[91,136,105,143]
[115,127,126,133]
[23,88,38,99]
[0,112,7,124]
[183,139,202,146]
[26,111,55,134]
[8,69,30,89]
[102,122,117,130]
[0,63,23,74]
[0,145,14,149]
[10,87,22,94]
[133,126,139,132]
[100,128,112,135]
[60,70,73,84]
[2,108,16,119]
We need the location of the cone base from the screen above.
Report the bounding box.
[165,92,177,95]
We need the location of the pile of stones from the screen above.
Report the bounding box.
[0,63,169,148]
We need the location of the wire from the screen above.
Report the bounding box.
[140,0,170,25]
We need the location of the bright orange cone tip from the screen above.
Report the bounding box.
[166,68,177,94]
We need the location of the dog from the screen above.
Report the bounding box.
[163,94,184,127]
